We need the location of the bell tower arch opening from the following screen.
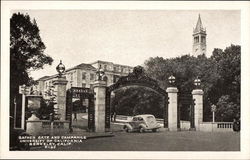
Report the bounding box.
[192,14,207,57]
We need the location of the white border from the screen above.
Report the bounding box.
[1,1,250,159]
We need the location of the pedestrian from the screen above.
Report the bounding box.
[233,118,240,132]
[73,112,77,121]
[111,112,113,122]
[113,112,117,122]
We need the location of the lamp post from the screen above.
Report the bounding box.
[56,60,65,78]
[53,60,68,121]
[192,76,203,130]
[93,65,107,132]
[211,104,217,123]
[166,74,178,131]
[168,75,176,87]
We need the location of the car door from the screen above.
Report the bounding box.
[138,116,146,127]
[130,117,139,130]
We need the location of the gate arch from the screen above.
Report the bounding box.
[105,66,169,130]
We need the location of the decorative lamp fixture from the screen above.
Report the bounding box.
[56,60,65,77]
[168,75,176,86]
[96,65,105,81]
[194,77,201,88]
[211,104,217,112]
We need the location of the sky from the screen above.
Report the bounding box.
[14,10,240,80]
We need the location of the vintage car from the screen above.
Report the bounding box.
[123,114,161,133]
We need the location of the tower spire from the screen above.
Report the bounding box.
[192,14,207,57]
[194,14,204,33]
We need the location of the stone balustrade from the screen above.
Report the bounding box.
[26,120,70,135]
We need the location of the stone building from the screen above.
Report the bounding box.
[192,14,207,57]
[36,60,133,99]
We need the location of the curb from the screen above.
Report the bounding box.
[86,133,115,139]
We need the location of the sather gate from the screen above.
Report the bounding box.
[66,87,95,132]
[105,66,169,130]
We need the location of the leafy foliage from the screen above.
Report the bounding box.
[111,86,164,118]
[35,99,54,120]
[10,13,53,121]
[114,44,240,122]
[143,45,240,122]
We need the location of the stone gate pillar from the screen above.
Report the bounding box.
[192,89,204,130]
[166,87,178,131]
[53,77,68,120]
[93,80,106,132]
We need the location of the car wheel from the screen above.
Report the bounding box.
[123,126,129,133]
[139,127,144,133]
[152,128,157,132]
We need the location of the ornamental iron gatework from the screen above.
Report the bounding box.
[178,91,195,130]
[105,66,169,129]
[66,87,95,132]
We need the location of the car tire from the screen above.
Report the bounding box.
[123,126,129,133]
[139,127,144,133]
[152,128,157,132]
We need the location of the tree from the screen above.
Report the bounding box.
[210,45,241,121]
[143,44,240,122]
[144,54,220,121]
[10,13,53,124]
[111,86,164,118]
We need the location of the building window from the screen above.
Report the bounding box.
[194,36,199,43]
[82,72,86,80]
[90,73,95,81]
[201,36,205,43]
[104,65,107,70]
[121,68,123,73]
[70,73,73,81]
[82,83,86,88]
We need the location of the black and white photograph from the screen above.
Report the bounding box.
[1,1,250,159]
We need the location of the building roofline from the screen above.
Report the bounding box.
[65,63,97,72]
[90,60,134,68]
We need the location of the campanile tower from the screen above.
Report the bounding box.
[192,14,207,56]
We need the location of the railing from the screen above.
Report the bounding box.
[41,120,69,129]
[115,115,234,132]
[26,119,70,135]
[216,122,233,129]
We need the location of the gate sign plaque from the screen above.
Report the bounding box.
[71,87,91,98]
[19,85,30,95]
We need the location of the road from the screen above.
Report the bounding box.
[36,130,240,151]
[30,116,240,151]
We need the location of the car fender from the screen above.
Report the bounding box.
[124,123,133,130]
[139,123,147,129]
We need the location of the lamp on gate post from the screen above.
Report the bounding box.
[194,77,201,89]
[168,75,176,87]
[96,65,105,81]
[56,60,65,78]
